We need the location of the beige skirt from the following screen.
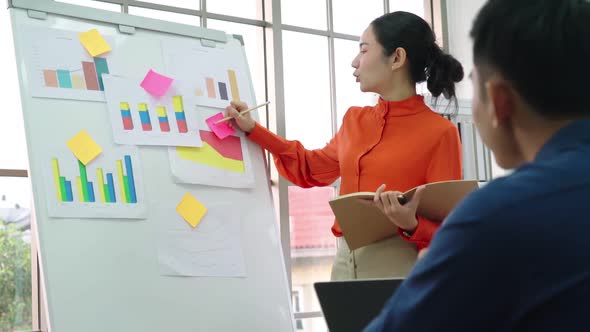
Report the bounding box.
[330,235,417,280]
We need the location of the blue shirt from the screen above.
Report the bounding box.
[365,119,590,332]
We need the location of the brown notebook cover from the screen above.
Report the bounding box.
[329,180,479,250]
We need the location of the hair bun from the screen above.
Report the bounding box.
[427,50,464,98]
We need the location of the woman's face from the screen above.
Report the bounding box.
[351,25,394,95]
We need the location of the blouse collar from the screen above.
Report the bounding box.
[373,94,429,118]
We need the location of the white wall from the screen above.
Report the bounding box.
[445,0,510,178]
[446,0,487,100]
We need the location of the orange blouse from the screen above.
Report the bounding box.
[247,95,462,250]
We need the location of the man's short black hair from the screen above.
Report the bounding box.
[471,0,590,119]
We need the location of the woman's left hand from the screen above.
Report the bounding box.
[373,184,425,233]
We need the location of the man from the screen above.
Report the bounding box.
[364,0,590,331]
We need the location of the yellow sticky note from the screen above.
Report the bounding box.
[78,29,111,57]
[176,193,208,228]
[66,130,103,165]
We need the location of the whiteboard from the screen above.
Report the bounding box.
[8,1,294,331]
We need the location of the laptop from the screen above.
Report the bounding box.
[314,278,403,332]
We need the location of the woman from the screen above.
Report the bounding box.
[227,12,463,280]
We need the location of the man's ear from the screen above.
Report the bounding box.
[391,47,407,71]
[485,79,515,128]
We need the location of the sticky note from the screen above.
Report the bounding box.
[66,130,103,165]
[78,29,111,57]
[176,193,208,228]
[205,112,235,140]
[140,70,174,97]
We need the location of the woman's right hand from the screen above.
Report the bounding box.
[225,100,256,133]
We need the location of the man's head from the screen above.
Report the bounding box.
[470,0,590,169]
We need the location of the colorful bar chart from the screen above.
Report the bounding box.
[120,102,134,130]
[51,155,138,204]
[138,103,152,131]
[42,57,109,91]
[172,96,188,133]
[201,70,241,102]
[157,106,171,132]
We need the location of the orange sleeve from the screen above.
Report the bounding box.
[247,123,340,187]
[401,125,463,249]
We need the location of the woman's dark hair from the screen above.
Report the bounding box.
[371,12,464,103]
[471,0,590,119]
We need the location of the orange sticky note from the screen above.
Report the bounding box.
[78,29,111,57]
[176,193,207,228]
[66,130,103,165]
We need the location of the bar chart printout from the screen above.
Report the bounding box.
[162,40,255,109]
[103,75,203,147]
[23,26,119,101]
[46,148,145,219]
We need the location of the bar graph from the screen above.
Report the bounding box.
[202,70,240,102]
[24,26,120,101]
[42,57,110,91]
[46,145,145,218]
[104,75,203,147]
[51,155,138,205]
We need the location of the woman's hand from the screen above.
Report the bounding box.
[373,184,425,233]
[225,100,256,133]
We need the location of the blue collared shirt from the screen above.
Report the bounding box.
[365,119,590,332]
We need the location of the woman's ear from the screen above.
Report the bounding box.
[391,47,407,71]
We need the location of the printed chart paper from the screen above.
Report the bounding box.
[22,26,120,101]
[168,109,255,188]
[162,39,256,109]
[44,144,146,219]
[157,202,245,277]
[103,75,203,147]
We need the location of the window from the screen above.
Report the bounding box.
[138,0,200,10]
[281,0,327,30]
[389,0,426,17]
[292,289,304,329]
[207,0,262,20]
[282,31,332,148]
[332,0,383,36]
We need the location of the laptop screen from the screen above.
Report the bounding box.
[314,278,403,332]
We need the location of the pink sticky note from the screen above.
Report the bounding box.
[140,69,173,97]
[206,112,236,140]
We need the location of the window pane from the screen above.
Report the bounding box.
[0,177,33,331]
[55,0,122,11]
[389,0,425,17]
[139,0,199,10]
[128,6,201,26]
[289,186,336,331]
[208,0,262,20]
[0,10,28,170]
[282,0,327,30]
[332,0,383,36]
[283,32,331,148]
[207,20,267,127]
[334,39,379,129]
